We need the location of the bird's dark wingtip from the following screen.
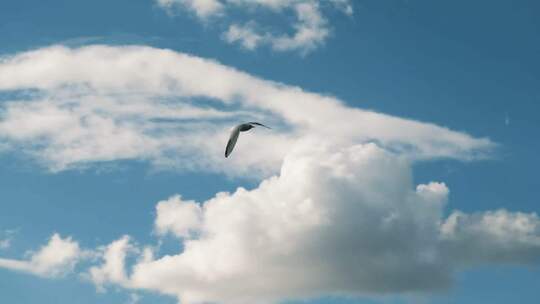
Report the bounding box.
[249,122,271,129]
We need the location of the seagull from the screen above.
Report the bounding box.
[225,122,271,158]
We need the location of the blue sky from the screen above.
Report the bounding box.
[0,0,539,303]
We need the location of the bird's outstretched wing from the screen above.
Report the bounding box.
[225,126,241,157]
[248,122,271,129]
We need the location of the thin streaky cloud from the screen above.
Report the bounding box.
[0,45,494,176]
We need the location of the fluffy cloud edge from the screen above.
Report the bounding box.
[0,233,85,278]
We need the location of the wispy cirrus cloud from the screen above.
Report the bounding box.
[155,0,353,54]
[0,45,493,176]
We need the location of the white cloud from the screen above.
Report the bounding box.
[155,0,352,53]
[156,0,224,18]
[0,230,16,250]
[0,45,493,176]
[0,233,83,277]
[271,2,329,52]
[80,142,540,304]
[5,141,536,304]
[441,210,540,266]
[87,236,133,291]
[155,195,203,238]
[224,2,329,53]
[223,23,264,50]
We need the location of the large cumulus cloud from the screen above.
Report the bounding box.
[84,142,540,304]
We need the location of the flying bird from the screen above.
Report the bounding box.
[225,122,271,158]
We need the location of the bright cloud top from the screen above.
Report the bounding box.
[84,143,540,304]
[156,0,353,53]
[0,45,492,175]
[0,233,83,278]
